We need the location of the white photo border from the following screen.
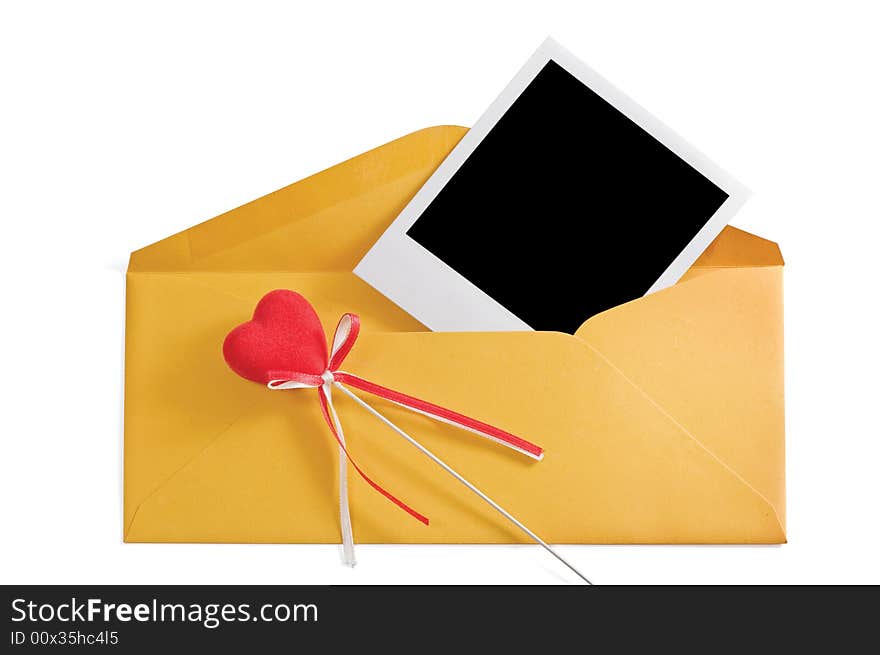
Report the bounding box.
[355,37,750,332]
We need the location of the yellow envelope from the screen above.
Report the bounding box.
[125,125,785,545]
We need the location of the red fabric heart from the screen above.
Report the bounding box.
[223,289,328,384]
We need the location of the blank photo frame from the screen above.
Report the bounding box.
[355,38,749,332]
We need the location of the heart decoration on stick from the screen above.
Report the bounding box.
[224,289,589,583]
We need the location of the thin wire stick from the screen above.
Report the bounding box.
[334,381,592,584]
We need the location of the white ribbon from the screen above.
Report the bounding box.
[321,377,356,567]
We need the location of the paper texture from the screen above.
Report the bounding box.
[125,126,785,544]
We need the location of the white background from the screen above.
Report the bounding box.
[1,1,878,585]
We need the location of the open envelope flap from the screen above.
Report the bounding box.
[576,241,785,536]
[128,126,469,273]
[126,325,785,543]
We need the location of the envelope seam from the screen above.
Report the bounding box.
[185,231,195,266]
[581,340,786,537]
[125,270,257,304]
[176,272,257,304]
[125,407,257,539]
[689,264,779,269]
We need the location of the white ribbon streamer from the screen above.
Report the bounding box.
[322,379,356,567]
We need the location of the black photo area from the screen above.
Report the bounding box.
[406,60,729,333]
